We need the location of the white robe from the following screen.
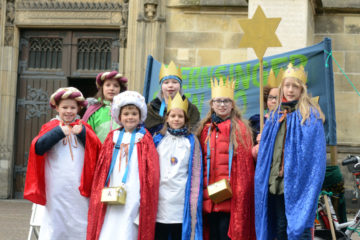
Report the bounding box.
[156,132,190,223]
[99,130,143,240]
[39,134,88,240]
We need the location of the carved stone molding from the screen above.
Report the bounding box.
[144,0,158,20]
[119,0,129,47]
[0,145,12,160]
[4,26,14,46]
[6,0,15,25]
[16,1,123,11]
[138,0,165,23]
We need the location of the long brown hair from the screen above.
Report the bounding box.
[196,99,252,149]
[95,81,127,104]
[159,109,190,135]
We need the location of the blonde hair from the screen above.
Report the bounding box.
[276,77,325,124]
[196,99,252,149]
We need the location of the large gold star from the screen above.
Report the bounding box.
[238,6,281,59]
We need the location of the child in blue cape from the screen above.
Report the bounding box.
[255,63,326,240]
[153,92,203,240]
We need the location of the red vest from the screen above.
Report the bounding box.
[200,118,256,239]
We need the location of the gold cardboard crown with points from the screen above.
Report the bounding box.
[282,63,307,84]
[267,68,283,88]
[159,61,182,83]
[167,92,188,115]
[167,92,189,114]
[211,76,235,100]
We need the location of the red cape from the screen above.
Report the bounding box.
[201,120,256,240]
[86,128,160,240]
[24,119,102,205]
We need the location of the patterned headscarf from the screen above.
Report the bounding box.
[49,87,87,109]
[96,71,128,90]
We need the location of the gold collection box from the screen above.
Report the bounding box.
[101,186,127,205]
[207,179,233,204]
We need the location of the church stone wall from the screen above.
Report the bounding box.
[315,14,360,146]
[164,3,248,67]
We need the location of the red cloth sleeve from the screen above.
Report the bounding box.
[78,121,102,197]
[137,131,160,240]
[228,120,256,240]
[24,119,102,205]
[24,120,60,205]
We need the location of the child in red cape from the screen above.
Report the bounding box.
[24,87,102,240]
[87,91,160,240]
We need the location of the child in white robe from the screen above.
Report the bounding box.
[153,92,203,240]
[87,91,160,240]
[24,87,102,240]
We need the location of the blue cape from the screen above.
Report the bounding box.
[153,133,203,240]
[255,109,326,240]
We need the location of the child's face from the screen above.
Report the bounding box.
[167,108,185,129]
[283,77,302,102]
[211,98,233,120]
[103,79,121,101]
[120,105,140,132]
[55,99,79,123]
[161,79,181,100]
[267,88,279,110]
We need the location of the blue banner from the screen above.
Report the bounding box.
[144,38,336,145]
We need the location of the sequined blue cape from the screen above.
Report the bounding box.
[154,133,203,240]
[254,109,326,240]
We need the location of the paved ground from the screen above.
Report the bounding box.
[0,200,32,240]
[1,199,360,240]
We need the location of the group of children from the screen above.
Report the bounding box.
[23,61,326,240]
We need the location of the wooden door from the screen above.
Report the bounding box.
[14,30,119,198]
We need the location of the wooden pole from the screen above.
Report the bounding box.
[330,145,338,166]
[259,58,264,132]
[324,195,336,240]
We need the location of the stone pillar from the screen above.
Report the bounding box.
[247,0,315,59]
[0,0,19,198]
[125,0,166,93]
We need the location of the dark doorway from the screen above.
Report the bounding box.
[68,78,98,117]
[14,29,120,198]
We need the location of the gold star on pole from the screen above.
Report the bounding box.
[238,6,282,132]
[238,6,281,59]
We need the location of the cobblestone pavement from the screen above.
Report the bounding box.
[1,199,360,240]
[0,200,32,240]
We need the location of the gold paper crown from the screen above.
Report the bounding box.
[211,77,235,100]
[167,92,189,115]
[282,63,307,83]
[159,61,182,83]
[267,68,283,88]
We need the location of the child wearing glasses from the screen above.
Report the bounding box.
[197,77,255,240]
[255,64,326,239]
[249,69,280,159]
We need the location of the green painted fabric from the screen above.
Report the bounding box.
[87,101,120,143]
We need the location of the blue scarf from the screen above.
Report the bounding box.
[211,113,229,131]
[167,124,189,136]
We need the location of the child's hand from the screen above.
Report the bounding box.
[71,124,83,135]
[256,133,261,143]
[60,124,71,136]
